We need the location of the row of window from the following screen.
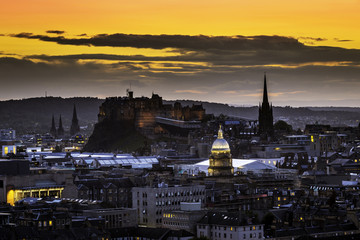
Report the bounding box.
[80,189,128,194]
[206,232,262,239]
[79,194,128,203]
[198,225,262,231]
[155,199,203,207]
[163,213,189,220]
[154,190,205,198]
[104,214,123,227]
[163,221,189,228]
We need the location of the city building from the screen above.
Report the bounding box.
[0,129,16,141]
[1,145,16,157]
[132,184,206,228]
[208,125,234,176]
[82,208,137,229]
[197,211,264,240]
[76,176,134,208]
[0,164,77,205]
[310,132,346,156]
[162,202,206,234]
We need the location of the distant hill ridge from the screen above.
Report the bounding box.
[0,97,103,134]
[0,97,359,134]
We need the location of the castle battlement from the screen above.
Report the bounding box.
[97,92,205,136]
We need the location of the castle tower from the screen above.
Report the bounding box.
[258,74,274,140]
[208,125,234,176]
[70,105,80,136]
[57,115,65,137]
[50,115,57,137]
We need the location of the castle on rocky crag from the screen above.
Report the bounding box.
[97,90,205,136]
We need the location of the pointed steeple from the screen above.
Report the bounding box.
[50,115,57,137]
[70,104,80,136]
[72,104,78,122]
[263,73,269,104]
[57,115,64,137]
[258,73,274,141]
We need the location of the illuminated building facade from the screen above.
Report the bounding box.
[208,126,234,176]
[1,145,16,157]
[6,186,64,206]
[0,164,76,206]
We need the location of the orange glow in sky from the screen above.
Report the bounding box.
[1,0,360,54]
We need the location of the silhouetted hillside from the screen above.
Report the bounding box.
[0,97,359,136]
[0,97,103,135]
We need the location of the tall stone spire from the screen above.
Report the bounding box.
[70,104,80,136]
[263,74,269,104]
[57,115,65,137]
[258,73,274,140]
[50,115,57,137]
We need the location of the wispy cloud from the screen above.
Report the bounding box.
[298,36,327,45]
[217,90,238,94]
[298,37,327,42]
[46,30,65,35]
[175,90,207,94]
[242,91,306,97]
[334,38,353,42]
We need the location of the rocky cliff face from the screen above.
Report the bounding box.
[83,119,149,153]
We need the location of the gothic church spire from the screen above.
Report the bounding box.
[70,104,80,136]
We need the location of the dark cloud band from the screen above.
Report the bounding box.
[45,30,65,35]
[10,32,304,50]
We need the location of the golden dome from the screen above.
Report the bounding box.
[211,125,230,151]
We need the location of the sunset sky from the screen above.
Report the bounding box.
[1,0,360,106]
